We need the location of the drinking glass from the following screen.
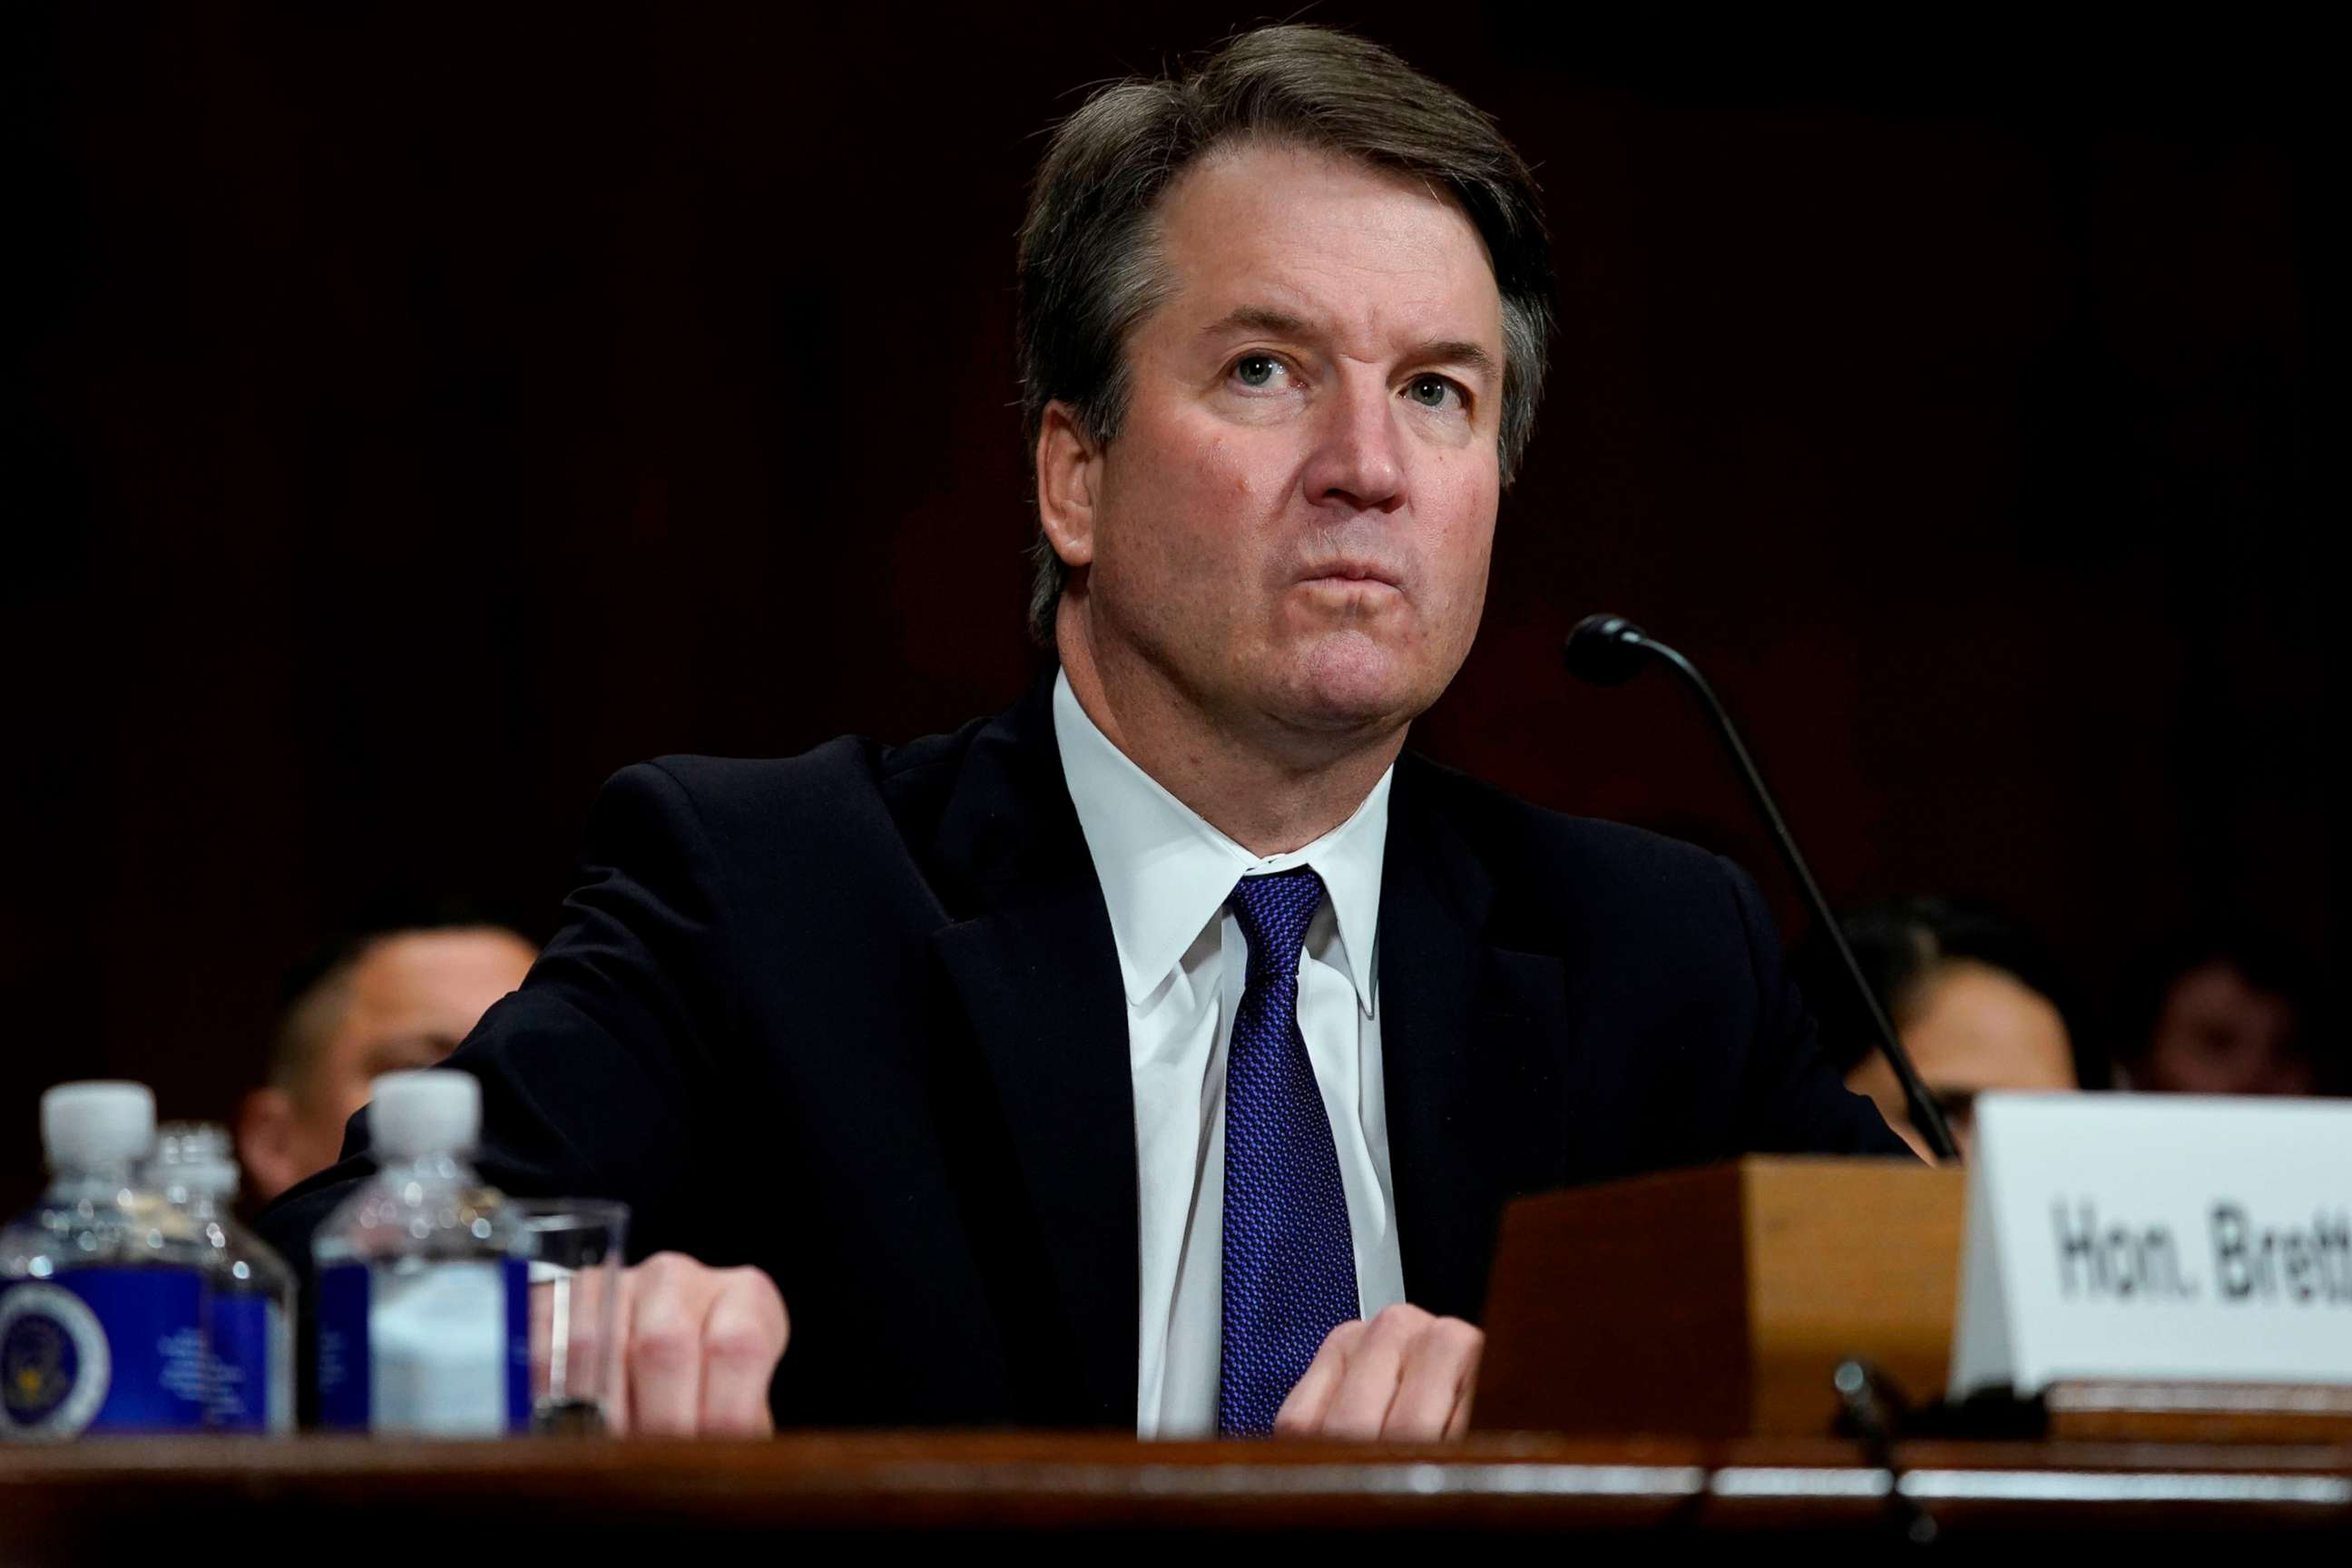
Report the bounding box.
[512,1198,629,1436]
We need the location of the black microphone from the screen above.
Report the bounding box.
[1563,613,1962,1162]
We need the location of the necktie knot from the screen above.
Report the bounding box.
[1227,867,1325,983]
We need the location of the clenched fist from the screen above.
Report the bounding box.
[607,1251,789,1436]
[1273,1303,1483,1440]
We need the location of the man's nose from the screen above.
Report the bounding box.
[1300,373,1406,514]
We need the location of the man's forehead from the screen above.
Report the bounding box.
[1169,138,1469,224]
[346,929,529,1014]
[1152,142,1503,350]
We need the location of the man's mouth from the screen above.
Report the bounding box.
[1297,561,1404,590]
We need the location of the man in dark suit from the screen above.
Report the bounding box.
[264,24,1907,1442]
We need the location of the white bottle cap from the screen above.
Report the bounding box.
[42,1082,158,1172]
[368,1070,481,1161]
[151,1122,241,1200]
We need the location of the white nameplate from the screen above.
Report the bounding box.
[1950,1093,2352,1398]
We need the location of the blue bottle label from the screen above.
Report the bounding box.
[206,1293,291,1433]
[505,1253,530,1427]
[316,1261,371,1430]
[0,1269,208,1440]
[316,1258,530,1435]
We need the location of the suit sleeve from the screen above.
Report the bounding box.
[1715,856,1917,1161]
[259,759,744,1264]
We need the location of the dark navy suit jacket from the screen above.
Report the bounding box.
[262,673,1908,1427]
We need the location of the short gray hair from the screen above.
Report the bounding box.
[1014,24,1557,645]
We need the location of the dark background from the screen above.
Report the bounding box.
[3,6,2333,1213]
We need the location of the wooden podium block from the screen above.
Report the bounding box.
[1474,1157,1965,1437]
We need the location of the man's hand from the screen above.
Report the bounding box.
[607,1251,789,1436]
[1272,1304,1482,1440]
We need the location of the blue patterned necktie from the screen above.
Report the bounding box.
[1218,866,1361,1436]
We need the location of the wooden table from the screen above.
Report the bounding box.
[4,1432,2348,1555]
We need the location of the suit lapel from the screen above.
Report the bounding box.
[929,678,1139,1430]
[1378,758,1572,1322]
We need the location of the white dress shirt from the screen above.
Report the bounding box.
[1051,670,1407,1438]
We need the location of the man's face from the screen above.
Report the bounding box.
[308,928,537,1132]
[1845,961,2076,1162]
[2142,960,2311,1096]
[240,926,536,1201]
[1073,141,1505,744]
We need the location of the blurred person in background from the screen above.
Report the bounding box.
[1798,897,2095,1162]
[2121,934,2331,1097]
[237,909,537,1203]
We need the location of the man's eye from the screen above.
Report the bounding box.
[1405,375,1460,410]
[1232,355,1282,389]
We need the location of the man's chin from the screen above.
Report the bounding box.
[1263,637,1433,735]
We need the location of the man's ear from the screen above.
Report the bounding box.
[1035,400,1102,571]
[236,1086,308,1206]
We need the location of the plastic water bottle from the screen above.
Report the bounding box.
[312,1071,528,1435]
[147,1122,296,1434]
[0,1083,212,1440]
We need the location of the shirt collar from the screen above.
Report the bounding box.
[1054,668,1389,1016]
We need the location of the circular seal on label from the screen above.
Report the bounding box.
[0,1283,113,1440]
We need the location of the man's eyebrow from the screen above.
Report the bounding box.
[1412,339,1501,383]
[1200,305,1313,340]
[1200,308,1500,383]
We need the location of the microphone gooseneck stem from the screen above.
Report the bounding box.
[1642,639,1963,1164]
